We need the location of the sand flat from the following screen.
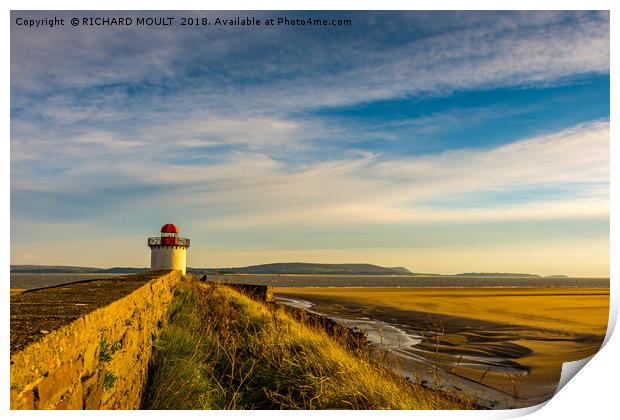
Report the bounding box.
[275,287,609,334]
[275,287,609,408]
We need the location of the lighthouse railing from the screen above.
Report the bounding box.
[148,237,190,247]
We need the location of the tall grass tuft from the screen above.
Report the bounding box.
[141,279,473,409]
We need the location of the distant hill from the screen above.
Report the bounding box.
[192,263,413,275]
[14,264,564,277]
[12,263,412,276]
[11,265,101,273]
[456,272,541,278]
[11,265,148,274]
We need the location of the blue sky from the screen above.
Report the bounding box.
[10,11,609,275]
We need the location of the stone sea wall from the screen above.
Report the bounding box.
[10,271,182,409]
[226,283,273,302]
[198,275,274,302]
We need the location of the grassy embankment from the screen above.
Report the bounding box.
[141,279,473,409]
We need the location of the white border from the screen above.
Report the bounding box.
[3,2,617,419]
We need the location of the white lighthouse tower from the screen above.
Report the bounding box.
[148,223,190,274]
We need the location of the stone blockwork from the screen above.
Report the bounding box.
[10,271,182,410]
[198,275,273,302]
[221,282,273,302]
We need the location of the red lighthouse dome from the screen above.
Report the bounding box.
[160,223,180,245]
[161,223,179,234]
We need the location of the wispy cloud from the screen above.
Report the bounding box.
[199,121,609,227]
[11,120,609,227]
[12,11,609,121]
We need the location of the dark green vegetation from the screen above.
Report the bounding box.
[103,370,117,390]
[141,279,473,409]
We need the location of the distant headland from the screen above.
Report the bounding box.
[10,263,568,278]
[10,263,411,276]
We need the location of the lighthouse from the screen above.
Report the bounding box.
[148,223,190,274]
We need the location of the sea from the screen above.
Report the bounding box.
[10,272,609,290]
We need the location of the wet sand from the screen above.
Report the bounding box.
[274,287,609,408]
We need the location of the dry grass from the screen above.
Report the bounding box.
[141,279,473,410]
